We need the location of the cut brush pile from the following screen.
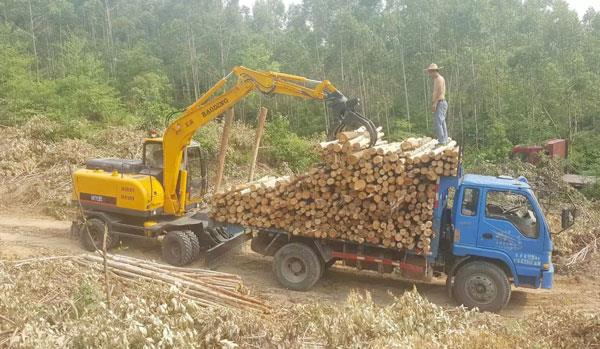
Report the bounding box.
[211,128,459,252]
[0,117,142,218]
[1,257,598,348]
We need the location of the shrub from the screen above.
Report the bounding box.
[263,115,319,172]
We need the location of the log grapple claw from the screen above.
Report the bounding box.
[326,91,378,146]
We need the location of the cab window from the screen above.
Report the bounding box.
[144,142,163,168]
[186,146,207,197]
[485,190,539,238]
[461,188,479,216]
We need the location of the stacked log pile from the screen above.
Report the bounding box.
[211,129,459,252]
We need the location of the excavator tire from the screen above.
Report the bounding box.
[79,218,116,252]
[162,231,194,266]
[185,231,201,261]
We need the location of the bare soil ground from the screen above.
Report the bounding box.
[1,210,599,319]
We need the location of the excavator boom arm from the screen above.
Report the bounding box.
[161,66,376,215]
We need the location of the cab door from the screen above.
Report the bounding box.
[452,186,482,247]
[477,189,544,284]
[184,146,208,204]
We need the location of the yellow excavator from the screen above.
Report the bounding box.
[71,66,377,266]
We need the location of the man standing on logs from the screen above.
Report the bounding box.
[425,63,448,145]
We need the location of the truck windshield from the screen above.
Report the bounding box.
[485,190,539,239]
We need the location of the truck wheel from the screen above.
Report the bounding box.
[273,243,322,291]
[453,261,511,312]
[162,231,194,266]
[79,218,116,252]
[186,231,201,261]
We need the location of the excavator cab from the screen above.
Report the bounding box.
[142,138,208,208]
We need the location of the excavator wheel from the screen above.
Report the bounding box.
[185,231,201,261]
[162,231,194,266]
[79,218,117,252]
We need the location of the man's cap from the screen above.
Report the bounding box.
[424,63,442,71]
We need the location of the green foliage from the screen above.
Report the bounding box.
[74,276,104,314]
[241,40,281,71]
[126,71,174,128]
[569,131,600,174]
[0,0,598,176]
[0,26,47,122]
[193,120,258,176]
[50,38,126,123]
[194,122,221,155]
[480,117,513,161]
[581,179,600,200]
[388,117,417,141]
[263,115,319,172]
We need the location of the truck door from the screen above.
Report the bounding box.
[477,189,544,284]
[453,187,482,247]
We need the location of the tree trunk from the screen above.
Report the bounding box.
[400,43,411,132]
[27,0,39,82]
[214,108,235,192]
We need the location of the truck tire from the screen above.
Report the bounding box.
[186,231,201,261]
[273,242,322,291]
[453,261,511,312]
[79,218,116,252]
[162,231,194,266]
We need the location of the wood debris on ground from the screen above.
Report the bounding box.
[74,253,270,313]
[211,128,459,253]
[4,253,270,313]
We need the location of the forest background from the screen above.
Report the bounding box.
[1,0,599,188]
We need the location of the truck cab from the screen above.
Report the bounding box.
[439,174,554,311]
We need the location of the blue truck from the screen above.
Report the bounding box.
[249,172,574,312]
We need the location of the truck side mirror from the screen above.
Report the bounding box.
[561,208,575,230]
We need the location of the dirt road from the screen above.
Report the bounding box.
[1,211,599,318]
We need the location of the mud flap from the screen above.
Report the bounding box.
[541,265,554,289]
[204,224,250,269]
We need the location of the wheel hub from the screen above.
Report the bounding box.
[169,244,181,259]
[290,260,303,274]
[283,257,307,283]
[465,274,497,304]
[87,226,103,246]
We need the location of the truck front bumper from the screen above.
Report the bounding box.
[541,265,554,289]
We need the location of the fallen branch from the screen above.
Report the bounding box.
[565,237,599,267]
[79,254,269,313]
[5,255,78,267]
